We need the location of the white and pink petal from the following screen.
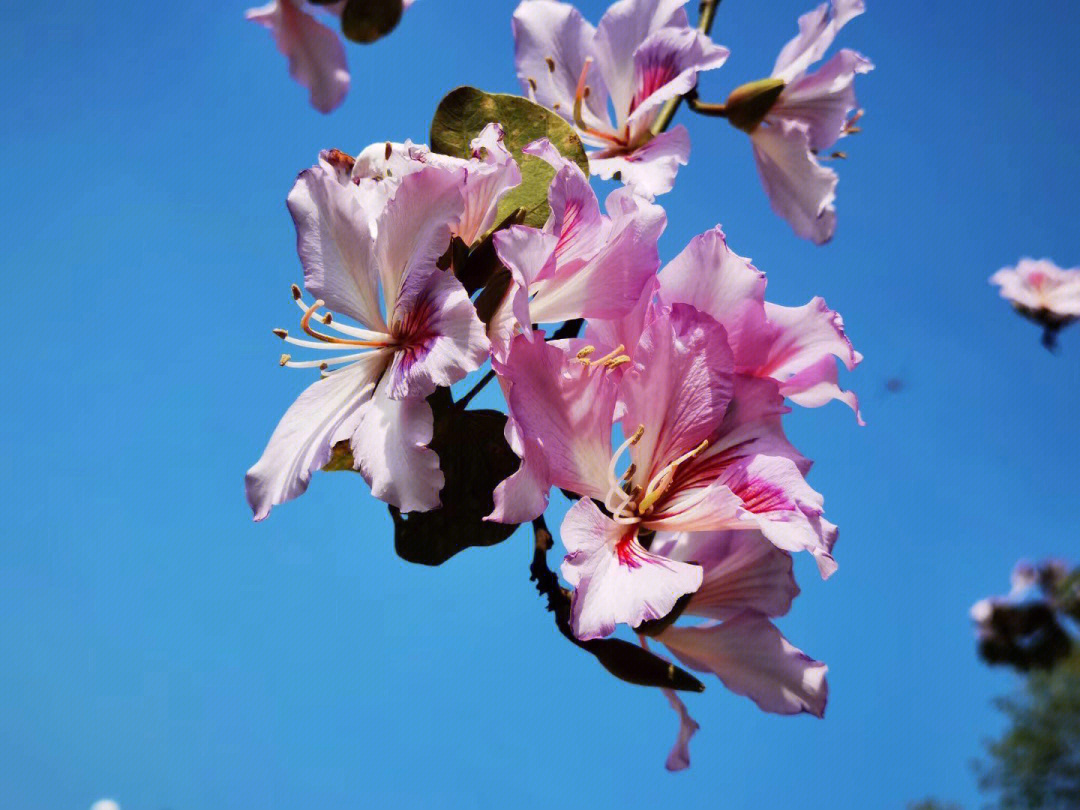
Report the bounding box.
[560,499,703,640]
[659,612,828,716]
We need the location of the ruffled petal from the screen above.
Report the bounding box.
[486,415,551,523]
[494,335,618,500]
[717,455,837,577]
[350,378,443,513]
[758,297,861,419]
[246,351,388,520]
[659,613,828,716]
[247,0,350,113]
[750,121,838,244]
[560,499,702,640]
[589,125,691,198]
[624,27,728,132]
[287,165,387,332]
[456,124,523,245]
[374,165,466,314]
[652,529,799,619]
[657,225,769,367]
[527,193,665,323]
[772,0,865,83]
[593,0,689,122]
[774,48,873,151]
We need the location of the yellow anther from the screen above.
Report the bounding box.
[576,346,596,359]
[279,353,291,366]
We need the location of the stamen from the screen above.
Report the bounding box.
[572,58,594,132]
[384,142,393,160]
[272,328,288,339]
[592,344,625,366]
[638,439,710,515]
[602,355,631,369]
[299,300,390,348]
[279,353,291,366]
[605,423,646,508]
[282,351,371,370]
[545,56,556,72]
[576,345,596,362]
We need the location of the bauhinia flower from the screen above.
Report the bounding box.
[246,163,489,520]
[493,301,837,641]
[724,0,872,243]
[647,529,828,770]
[513,0,728,197]
[488,139,666,359]
[247,0,416,114]
[990,258,1080,349]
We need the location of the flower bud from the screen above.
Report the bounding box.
[724,78,786,133]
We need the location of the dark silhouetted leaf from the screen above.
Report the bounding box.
[341,0,404,44]
[391,407,521,566]
[430,87,589,231]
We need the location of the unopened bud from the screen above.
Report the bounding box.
[724,78,786,134]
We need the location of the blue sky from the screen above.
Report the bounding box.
[2,1,1079,808]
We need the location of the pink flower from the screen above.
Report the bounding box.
[247,0,350,113]
[492,302,837,640]
[488,139,666,360]
[649,529,828,769]
[513,0,728,197]
[744,0,872,243]
[656,226,863,420]
[990,258,1080,349]
[245,164,490,520]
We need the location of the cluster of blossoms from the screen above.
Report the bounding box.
[991,259,1080,350]
[246,0,867,770]
[972,559,1079,672]
[513,0,872,241]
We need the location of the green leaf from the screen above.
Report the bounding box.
[430,87,590,231]
[341,0,404,44]
[391,407,521,566]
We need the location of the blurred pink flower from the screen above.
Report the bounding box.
[991,258,1080,348]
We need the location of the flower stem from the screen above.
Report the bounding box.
[649,0,723,136]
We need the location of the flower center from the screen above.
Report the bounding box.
[602,423,710,524]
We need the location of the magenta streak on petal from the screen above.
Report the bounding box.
[665,439,755,493]
[630,53,680,116]
[615,532,645,569]
[390,287,438,372]
[729,475,794,514]
[556,199,585,256]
